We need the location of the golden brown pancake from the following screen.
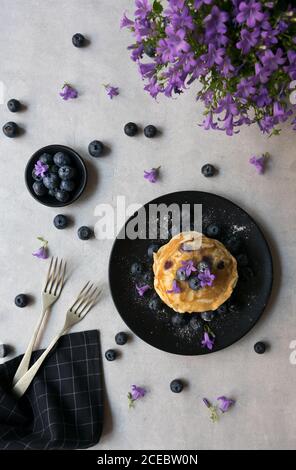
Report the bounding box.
[153,231,238,313]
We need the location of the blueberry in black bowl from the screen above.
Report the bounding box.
[25,145,87,207]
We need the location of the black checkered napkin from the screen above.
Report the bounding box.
[0,330,103,449]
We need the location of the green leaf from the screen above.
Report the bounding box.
[153,0,163,14]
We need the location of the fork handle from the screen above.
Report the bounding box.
[13,327,68,398]
[12,307,49,385]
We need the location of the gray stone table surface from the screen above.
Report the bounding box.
[0,0,295,450]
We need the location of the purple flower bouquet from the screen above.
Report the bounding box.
[121,1,296,135]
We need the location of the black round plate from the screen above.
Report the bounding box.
[109,191,273,355]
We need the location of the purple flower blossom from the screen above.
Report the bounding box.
[180,259,197,277]
[217,396,235,413]
[249,153,269,174]
[204,5,228,39]
[166,280,182,294]
[194,0,212,9]
[201,331,215,350]
[144,166,160,183]
[32,237,48,260]
[236,77,256,99]
[201,44,225,68]
[34,160,48,177]
[104,84,119,99]
[236,1,264,28]
[236,28,259,54]
[128,385,146,408]
[59,84,78,101]
[198,268,215,288]
[260,48,286,72]
[135,0,151,20]
[136,284,151,296]
[120,12,134,29]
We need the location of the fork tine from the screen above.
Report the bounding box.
[49,257,61,294]
[44,257,54,292]
[72,284,96,312]
[69,282,91,310]
[47,257,58,294]
[56,260,66,297]
[78,288,101,318]
[53,259,65,296]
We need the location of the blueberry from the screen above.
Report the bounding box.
[32,169,43,181]
[217,303,227,315]
[49,164,59,174]
[189,316,202,330]
[254,341,266,354]
[144,125,157,138]
[60,179,76,192]
[201,163,216,177]
[131,262,142,276]
[7,99,21,113]
[33,181,47,196]
[72,33,85,48]
[124,122,138,137]
[43,174,60,190]
[55,189,70,203]
[53,214,68,230]
[171,314,186,328]
[88,140,104,158]
[236,253,249,267]
[148,296,161,311]
[115,332,128,346]
[39,153,53,165]
[170,379,184,393]
[206,223,221,238]
[0,344,8,358]
[48,188,58,197]
[225,236,242,255]
[53,152,71,167]
[15,294,28,308]
[2,121,18,138]
[77,226,93,240]
[217,260,225,270]
[144,44,156,57]
[176,267,187,281]
[58,166,76,180]
[189,276,201,290]
[201,311,215,322]
[197,259,211,272]
[147,243,159,257]
[105,349,117,361]
[143,271,153,283]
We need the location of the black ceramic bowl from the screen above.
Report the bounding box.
[25,144,87,207]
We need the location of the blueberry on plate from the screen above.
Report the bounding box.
[33,181,47,196]
[55,189,70,203]
[53,214,68,230]
[189,276,201,290]
[254,341,266,354]
[147,243,159,257]
[170,379,184,393]
[53,152,71,167]
[131,262,143,276]
[144,125,157,138]
[105,349,117,361]
[176,267,187,281]
[88,140,104,158]
[77,226,93,240]
[236,253,249,267]
[72,33,85,48]
[197,259,211,272]
[143,271,153,283]
[115,332,128,346]
[58,166,76,180]
[144,44,156,57]
[171,314,186,328]
[201,163,216,177]
[189,316,202,330]
[7,99,21,113]
[217,303,227,315]
[2,121,18,138]
[225,236,242,254]
[43,174,60,190]
[39,153,53,165]
[206,223,221,238]
[15,294,28,308]
[148,296,162,311]
[124,122,138,137]
[201,311,215,322]
[32,169,43,181]
[60,179,76,192]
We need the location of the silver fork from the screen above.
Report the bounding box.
[13,282,101,398]
[12,257,66,385]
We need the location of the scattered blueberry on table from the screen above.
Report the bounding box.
[131,262,142,276]
[148,296,161,311]
[124,122,138,137]
[72,33,86,48]
[206,223,221,238]
[201,163,216,177]
[53,214,68,230]
[7,99,21,113]
[170,379,184,393]
[2,121,18,138]
[15,294,28,308]
[115,332,128,346]
[77,226,93,240]
[254,341,266,354]
[88,140,104,158]
[201,311,215,322]
[105,349,117,361]
[144,125,157,138]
